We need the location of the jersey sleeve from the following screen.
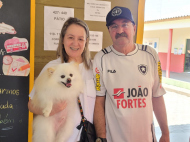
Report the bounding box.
[152,49,166,97]
[93,52,107,96]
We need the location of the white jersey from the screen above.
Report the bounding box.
[93,44,166,142]
[29,58,96,142]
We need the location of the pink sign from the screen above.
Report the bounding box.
[4,37,28,53]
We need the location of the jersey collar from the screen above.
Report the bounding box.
[110,44,138,56]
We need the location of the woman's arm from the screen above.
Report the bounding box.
[28,99,67,116]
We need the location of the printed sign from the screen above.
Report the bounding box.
[84,0,111,22]
[44,6,74,51]
[89,31,103,51]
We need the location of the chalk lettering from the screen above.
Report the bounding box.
[0,114,14,125]
[0,88,19,96]
[0,49,6,55]
[0,101,14,109]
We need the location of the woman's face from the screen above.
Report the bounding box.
[63,24,87,62]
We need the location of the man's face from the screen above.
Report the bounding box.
[108,18,136,48]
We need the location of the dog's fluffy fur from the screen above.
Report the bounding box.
[32,62,84,142]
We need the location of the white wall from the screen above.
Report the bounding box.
[143,27,190,53]
[143,29,169,53]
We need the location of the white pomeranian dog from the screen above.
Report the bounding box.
[32,62,84,142]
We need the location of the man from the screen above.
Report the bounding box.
[93,6,170,142]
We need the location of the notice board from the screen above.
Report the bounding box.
[0,0,31,141]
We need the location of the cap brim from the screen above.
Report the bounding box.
[106,16,135,26]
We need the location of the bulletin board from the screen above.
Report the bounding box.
[0,0,32,142]
[34,0,145,78]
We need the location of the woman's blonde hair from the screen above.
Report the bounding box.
[56,17,92,69]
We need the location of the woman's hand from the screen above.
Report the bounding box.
[49,101,67,116]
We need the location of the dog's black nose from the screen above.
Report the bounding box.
[67,78,71,83]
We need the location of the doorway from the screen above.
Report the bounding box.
[184,39,190,72]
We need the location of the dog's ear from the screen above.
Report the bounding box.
[47,67,55,76]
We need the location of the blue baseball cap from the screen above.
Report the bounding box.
[106,6,135,26]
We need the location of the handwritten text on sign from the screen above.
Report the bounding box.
[44,6,74,51]
[0,89,20,126]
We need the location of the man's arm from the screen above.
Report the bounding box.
[28,99,67,116]
[152,96,170,142]
[94,96,106,138]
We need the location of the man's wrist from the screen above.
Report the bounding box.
[95,137,107,142]
[161,128,169,135]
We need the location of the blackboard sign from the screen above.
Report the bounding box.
[0,0,30,142]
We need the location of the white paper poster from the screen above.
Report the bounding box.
[89,31,103,51]
[44,6,74,51]
[143,38,159,52]
[84,0,111,22]
[178,48,182,55]
[174,48,178,55]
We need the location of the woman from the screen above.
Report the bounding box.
[28,17,96,142]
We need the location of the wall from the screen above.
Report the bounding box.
[34,0,139,78]
[143,27,190,72]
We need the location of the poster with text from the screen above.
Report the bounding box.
[143,38,159,52]
[84,0,111,22]
[89,31,103,52]
[44,6,74,51]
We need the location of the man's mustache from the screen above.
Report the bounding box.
[115,32,128,39]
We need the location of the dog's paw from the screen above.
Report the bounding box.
[42,109,51,117]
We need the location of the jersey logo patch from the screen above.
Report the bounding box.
[158,61,162,83]
[95,67,100,74]
[112,7,122,16]
[108,70,116,73]
[113,88,125,99]
[138,64,148,75]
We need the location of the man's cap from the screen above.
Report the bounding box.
[106,6,135,26]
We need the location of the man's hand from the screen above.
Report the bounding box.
[49,101,67,116]
[159,133,170,142]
